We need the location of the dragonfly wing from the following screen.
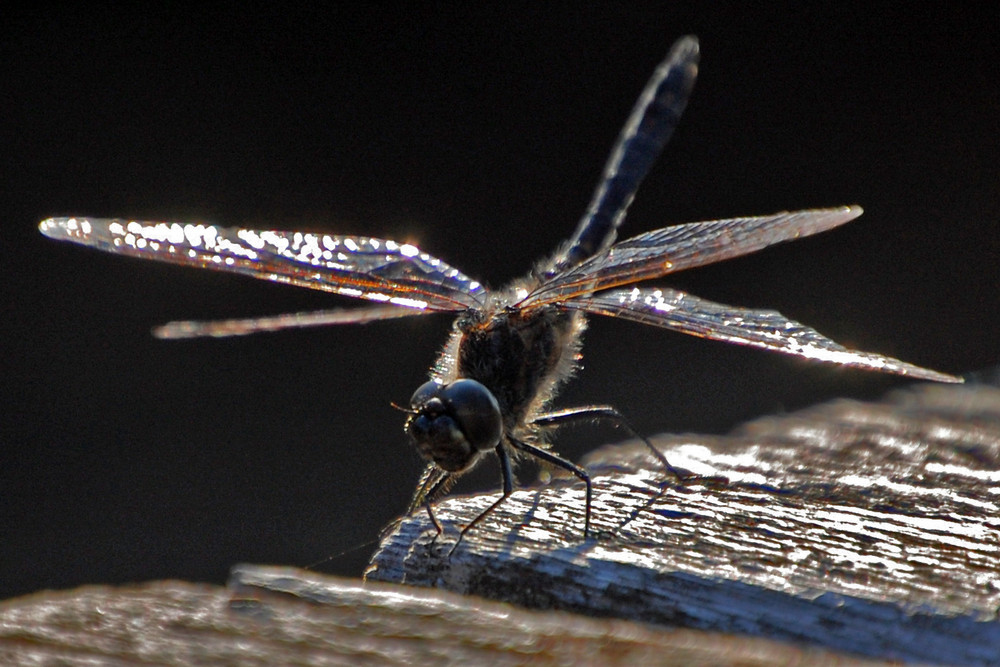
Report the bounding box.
[546,36,700,274]
[153,304,431,339]
[567,287,962,383]
[527,206,862,305]
[39,217,486,312]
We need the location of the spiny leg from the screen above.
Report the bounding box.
[530,405,685,535]
[507,435,593,538]
[450,443,516,552]
[407,464,451,536]
[530,405,683,481]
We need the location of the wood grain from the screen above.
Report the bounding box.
[366,382,1000,665]
[0,572,877,665]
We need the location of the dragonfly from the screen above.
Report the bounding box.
[39,36,960,540]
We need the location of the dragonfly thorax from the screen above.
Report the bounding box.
[406,379,503,473]
[454,305,585,428]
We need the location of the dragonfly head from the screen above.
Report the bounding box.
[405,379,503,472]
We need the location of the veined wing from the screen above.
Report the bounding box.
[39,217,487,312]
[566,287,962,383]
[153,304,430,339]
[545,36,700,275]
[525,206,861,306]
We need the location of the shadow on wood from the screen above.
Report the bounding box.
[366,382,1000,665]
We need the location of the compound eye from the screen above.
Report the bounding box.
[438,379,503,453]
[409,380,443,410]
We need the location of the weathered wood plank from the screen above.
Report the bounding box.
[0,573,877,665]
[365,382,1000,665]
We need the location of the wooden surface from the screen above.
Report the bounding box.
[0,572,877,665]
[366,382,1000,665]
[3,382,998,665]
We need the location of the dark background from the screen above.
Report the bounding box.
[3,4,997,601]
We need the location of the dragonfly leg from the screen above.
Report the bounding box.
[407,465,451,537]
[507,436,593,539]
[449,444,517,553]
[530,405,684,482]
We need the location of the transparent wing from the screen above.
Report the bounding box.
[566,287,962,383]
[153,304,429,339]
[545,35,700,274]
[525,206,862,306]
[39,217,487,312]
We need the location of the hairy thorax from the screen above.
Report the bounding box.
[444,301,585,434]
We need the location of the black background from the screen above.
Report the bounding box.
[3,4,997,601]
